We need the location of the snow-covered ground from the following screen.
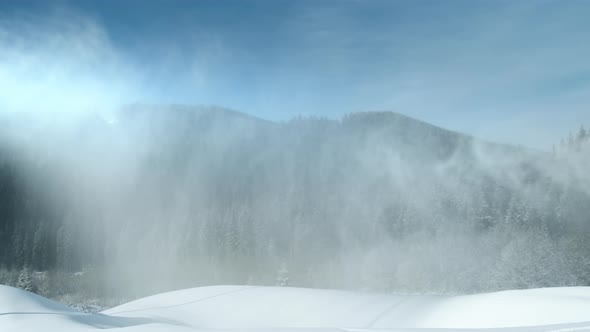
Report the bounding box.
[1,284,590,331]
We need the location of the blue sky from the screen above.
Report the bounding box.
[1,0,589,149]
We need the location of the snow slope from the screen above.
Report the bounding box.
[1,284,590,331]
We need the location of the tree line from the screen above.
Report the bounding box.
[0,107,589,307]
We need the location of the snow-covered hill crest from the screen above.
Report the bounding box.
[2,285,590,331]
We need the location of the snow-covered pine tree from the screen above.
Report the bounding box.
[17,267,35,293]
[276,262,289,287]
[32,222,46,270]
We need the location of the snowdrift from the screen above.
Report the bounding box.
[1,284,590,331]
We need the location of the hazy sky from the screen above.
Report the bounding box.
[1,0,589,149]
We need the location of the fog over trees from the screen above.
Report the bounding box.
[0,105,589,308]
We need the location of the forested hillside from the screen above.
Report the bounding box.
[1,106,589,308]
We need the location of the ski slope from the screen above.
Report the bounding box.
[1,284,590,331]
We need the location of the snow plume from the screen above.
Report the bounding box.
[0,9,141,120]
[1,11,590,303]
[0,9,150,298]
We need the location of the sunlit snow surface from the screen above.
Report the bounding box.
[1,285,590,331]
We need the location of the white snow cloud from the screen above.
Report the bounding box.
[0,9,143,119]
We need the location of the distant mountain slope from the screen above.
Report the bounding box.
[0,105,588,304]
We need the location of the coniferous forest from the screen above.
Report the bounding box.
[1,106,590,310]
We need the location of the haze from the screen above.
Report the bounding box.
[0,0,589,316]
